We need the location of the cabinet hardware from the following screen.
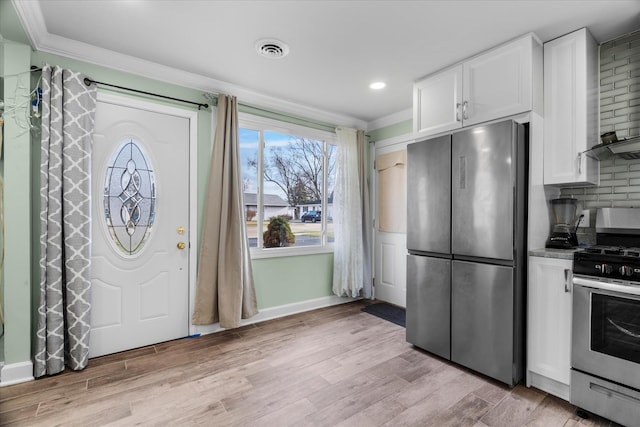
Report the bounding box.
[564,268,572,293]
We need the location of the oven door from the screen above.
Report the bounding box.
[572,276,640,391]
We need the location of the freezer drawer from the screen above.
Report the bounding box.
[406,254,451,359]
[451,260,518,385]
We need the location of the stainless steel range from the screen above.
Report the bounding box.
[571,207,640,426]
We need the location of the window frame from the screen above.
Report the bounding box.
[239,113,336,259]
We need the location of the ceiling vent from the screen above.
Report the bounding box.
[255,39,289,59]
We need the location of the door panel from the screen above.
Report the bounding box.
[90,97,190,358]
[374,232,407,307]
[451,260,514,385]
[406,135,451,254]
[406,254,451,359]
[451,121,514,260]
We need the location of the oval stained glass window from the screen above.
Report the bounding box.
[104,139,156,256]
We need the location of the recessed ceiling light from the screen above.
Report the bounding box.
[255,38,290,59]
[369,81,386,90]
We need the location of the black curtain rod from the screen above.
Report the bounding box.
[31,66,208,110]
[83,78,208,110]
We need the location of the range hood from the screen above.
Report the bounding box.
[586,135,640,160]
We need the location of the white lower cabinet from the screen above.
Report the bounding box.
[527,256,573,400]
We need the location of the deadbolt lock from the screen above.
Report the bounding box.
[177,242,186,250]
[177,226,185,235]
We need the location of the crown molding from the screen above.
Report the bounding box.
[12,0,367,130]
[366,108,412,132]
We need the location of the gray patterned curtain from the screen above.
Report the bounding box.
[35,64,97,377]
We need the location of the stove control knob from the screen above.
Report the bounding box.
[619,265,634,277]
[597,263,612,275]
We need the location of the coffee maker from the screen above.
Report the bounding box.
[546,198,580,249]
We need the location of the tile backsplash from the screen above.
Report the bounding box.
[559,29,640,244]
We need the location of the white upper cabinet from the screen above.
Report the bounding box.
[463,36,533,126]
[413,65,463,136]
[413,34,540,138]
[544,28,599,186]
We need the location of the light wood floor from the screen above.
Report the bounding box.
[0,301,621,426]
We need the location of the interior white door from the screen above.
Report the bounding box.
[90,95,190,358]
[373,143,408,308]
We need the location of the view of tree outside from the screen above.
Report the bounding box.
[239,127,335,249]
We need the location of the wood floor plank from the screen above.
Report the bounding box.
[384,370,488,427]
[479,385,547,427]
[334,395,407,427]
[303,375,410,427]
[391,362,466,407]
[0,402,39,426]
[0,300,621,427]
[425,393,493,427]
[249,398,317,427]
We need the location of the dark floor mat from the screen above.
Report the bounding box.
[361,302,406,327]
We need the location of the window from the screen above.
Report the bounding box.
[104,139,156,256]
[239,115,336,256]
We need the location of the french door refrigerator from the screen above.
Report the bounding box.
[406,119,527,386]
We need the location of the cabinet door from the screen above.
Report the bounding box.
[543,28,599,186]
[463,36,532,126]
[527,256,572,398]
[413,65,462,137]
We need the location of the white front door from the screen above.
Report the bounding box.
[90,94,192,358]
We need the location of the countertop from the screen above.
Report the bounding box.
[529,247,583,260]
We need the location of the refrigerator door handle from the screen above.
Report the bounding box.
[459,156,467,189]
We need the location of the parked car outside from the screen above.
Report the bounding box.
[300,210,321,223]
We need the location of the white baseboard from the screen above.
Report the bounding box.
[0,360,34,387]
[190,295,358,336]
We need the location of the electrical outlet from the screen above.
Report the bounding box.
[578,209,590,228]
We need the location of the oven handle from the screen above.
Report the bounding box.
[573,275,640,297]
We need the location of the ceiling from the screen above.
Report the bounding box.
[12,0,640,127]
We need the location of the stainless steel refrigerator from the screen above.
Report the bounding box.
[406,119,527,386]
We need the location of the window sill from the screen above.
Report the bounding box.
[250,244,334,260]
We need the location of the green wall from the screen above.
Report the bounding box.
[28,50,336,311]
[253,253,334,309]
[1,39,32,366]
[368,119,412,142]
[0,0,30,45]
[1,3,337,370]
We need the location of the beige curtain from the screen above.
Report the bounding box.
[192,95,258,328]
[357,130,373,298]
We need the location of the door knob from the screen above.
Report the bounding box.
[177,242,186,250]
